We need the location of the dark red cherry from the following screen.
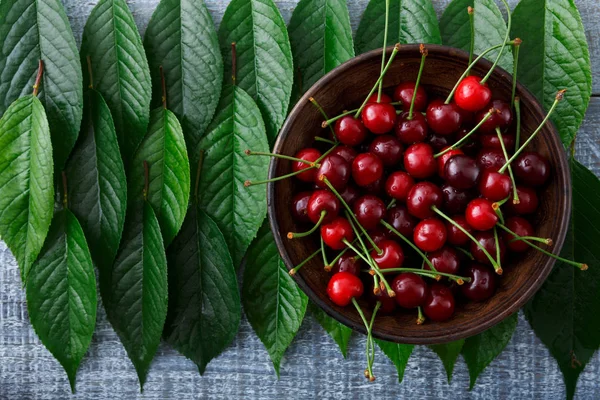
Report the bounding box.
[321,217,355,250]
[480,132,516,151]
[437,148,464,177]
[353,195,386,230]
[444,155,481,190]
[441,184,473,214]
[371,240,404,269]
[454,76,492,112]
[362,103,397,134]
[414,218,447,252]
[506,186,539,215]
[327,272,364,306]
[461,264,496,301]
[426,99,464,136]
[368,227,392,245]
[367,93,393,104]
[385,171,415,202]
[335,116,367,146]
[426,246,460,275]
[315,153,350,190]
[502,216,535,252]
[332,145,358,164]
[395,112,428,144]
[292,148,321,182]
[406,181,443,219]
[513,152,550,187]
[466,198,498,231]
[369,135,403,166]
[394,82,428,112]
[352,153,384,187]
[455,126,480,155]
[307,190,340,224]
[364,176,385,195]
[428,134,452,152]
[476,100,513,134]
[339,184,360,206]
[392,273,428,308]
[404,143,437,179]
[385,205,416,237]
[446,215,473,246]
[291,191,312,223]
[372,289,397,313]
[479,170,512,201]
[332,253,362,276]
[471,231,506,265]
[423,283,455,321]
[477,148,506,172]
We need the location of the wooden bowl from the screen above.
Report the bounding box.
[267,45,571,344]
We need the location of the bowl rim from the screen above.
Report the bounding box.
[267,44,572,344]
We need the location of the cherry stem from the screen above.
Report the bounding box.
[367,301,380,378]
[508,236,553,246]
[323,102,402,127]
[194,149,205,201]
[417,306,426,325]
[373,275,381,295]
[33,60,44,97]
[495,127,519,204]
[245,167,314,187]
[434,109,496,158]
[511,41,522,106]
[455,246,474,260]
[351,298,380,382]
[143,161,150,201]
[377,0,391,103]
[328,247,351,271]
[231,42,237,85]
[499,90,565,174]
[288,211,326,239]
[514,97,522,150]
[380,220,438,272]
[496,223,587,270]
[245,150,315,165]
[354,44,401,119]
[309,97,336,137]
[86,56,94,89]
[468,7,475,66]
[387,199,396,209]
[407,45,428,120]
[379,267,469,284]
[289,248,320,276]
[321,235,330,267]
[315,136,336,145]
[160,66,168,109]
[61,171,68,209]
[432,206,502,274]
[480,0,511,84]
[493,202,505,224]
[493,227,502,266]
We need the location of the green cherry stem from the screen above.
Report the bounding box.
[434,109,497,158]
[352,298,380,381]
[480,0,512,84]
[407,44,428,120]
[309,97,336,137]
[468,7,475,66]
[379,268,470,284]
[514,96,522,150]
[322,102,402,127]
[493,227,501,266]
[495,127,519,204]
[245,150,314,165]
[380,220,438,273]
[455,246,474,260]
[508,236,553,246]
[417,306,426,325]
[245,167,314,187]
[367,301,381,378]
[315,136,336,145]
[288,211,327,239]
[511,39,522,106]
[342,237,394,297]
[321,235,330,268]
[289,248,321,276]
[377,0,391,102]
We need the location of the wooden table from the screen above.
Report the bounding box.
[1,1,599,398]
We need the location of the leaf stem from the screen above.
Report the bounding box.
[480,0,512,84]
[33,60,44,97]
[61,171,68,209]
[143,161,150,201]
[231,42,237,86]
[160,65,167,109]
[86,56,94,89]
[194,149,205,201]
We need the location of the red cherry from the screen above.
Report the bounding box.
[507,186,539,215]
[426,99,464,136]
[461,264,496,301]
[406,181,443,219]
[475,100,513,134]
[332,253,362,276]
[444,155,481,190]
[479,170,512,201]
[292,148,321,182]
[351,153,384,187]
[437,148,464,177]
[327,272,364,307]
[514,152,550,187]
[395,112,429,144]
[392,273,428,308]
[446,215,473,246]
[393,82,428,112]
[291,191,311,223]
[502,216,534,252]
[321,217,355,250]
[466,198,498,231]
[414,218,447,252]
[371,240,404,269]
[368,227,392,245]
[471,231,506,265]
[307,190,340,224]
[454,76,492,112]
[480,132,516,150]
[428,134,452,152]
[368,135,403,166]
[334,116,367,146]
[353,195,386,230]
[362,103,397,134]
[404,143,437,179]
[339,184,360,207]
[367,93,393,104]
[372,290,397,313]
[385,171,415,201]
[477,148,506,172]
[315,153,351,190]
[423,283,455,321]
[332,145,358,164]
[385,205,417,237]
[426,246,460,275]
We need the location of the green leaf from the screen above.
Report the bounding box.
[0,0,83,171]
[66,89,127,273]
[524,159,600,400]
[511,0,592,146]
[80,0,152,166]
[429,340,465,383]
[374,339,414,383]
[288,0,355,96]
[102,201,168,388]
[308,302,352,358]
[355,0,442,54]
[0,95,54,280]
[144,0,223,151]
[26,209,97,390]
[219,0,293,143]
[165,205,241,374]
[440,0,513,73]
[242,221,308,376]
[196,84,269,267]
[130,108,190,246]
[462,312,518,389]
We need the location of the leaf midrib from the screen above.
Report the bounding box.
[110,0,126,139]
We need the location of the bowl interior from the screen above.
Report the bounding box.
[268,45,571,344]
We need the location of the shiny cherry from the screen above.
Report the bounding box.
[479,170,512,201]
[335,116,367,146]
[428,134,452,152]
[385,205,417,237]
[362,103,397,134]
[454,76,492,112]
[477,148,506,172]
[426,246,460,275]
[423,283,455,322]
[414,218,447,252]
[315,153,350,190]
[514,152,550,187]
[332,253,362,276]
[368,227,392,245]
[441,184,473,214]
[352,153,384,187]
[291,191,312,223]
[466,198,498,231]
[385,171,415,201]
[507,186,539,215]
[480,132,516,150]
[353,195,386,230]
[455,126,480,155]
[327,272,364,307]
[292,148,321,182]
[406,181,443,219]
[392,273,428,308]
[471,231,506,265]
[307,190,340,224]
[426,99,464,136]
[476,100,513,134]
[446,215,473,246]
[364,176,385,195]
[437,148,464,177]
[339,184,360,206]
[371,240,404,269]
[404,143,437,179]
[395,112,428,144]
[369,135,403,166]
[372,290,397,313]
[367,93,393,104]
[393,82,428,111]
[321,217,354,250]
[502,216,535,252]
[461,264,496,301]
[444,155,481,189]
[332,145,359,164]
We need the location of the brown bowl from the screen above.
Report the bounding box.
[267,45,571,344]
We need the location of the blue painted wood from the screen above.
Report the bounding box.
[1,1,599,399]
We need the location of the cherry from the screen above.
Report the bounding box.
[455,126,480,155]
[353,195,386,230]
[371,240,404,269]
[466,198,498,231]
[392,273,428,308]
[428,134,451,152]
[368,135,403,166]
[368,227,392,245]
[414,218,447,252]
[406,181,443,219]
[423,283,455,321]
[506,186,539,215]
[441,184,473,214]
[362,103,397,134]
[446,215,473,246]
[385,171,415,201]
[335,116,367,146]
[444,155,481,189]
[477,148,506,172]
[437,147,464,177]
[367,93,393,104]
[480,132,516,150]
[461,264,496,301]
[339,184,360,207]
[479,170,512,201]
[513,152,550,187]
[426,99,463,136]
[332,253,362,276]
[426,246,460,275]
[385,205,417,237]
[332,145,358,164]
[404,143,437,179]
[307,190,340,224]
[352,153,384,187]
[393,82,428,112]
[327,271,364,307]
[470,231,506,265]
[454,76,492,112]
[315,153,350,190]
[395,112,428,144]
[476,100,513,134]
[321,217,355,250]
[364,176,385,195]
[292,148,321,182]
[372,289,397,313]
[291,191,311,223]
[502,216,534,252]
